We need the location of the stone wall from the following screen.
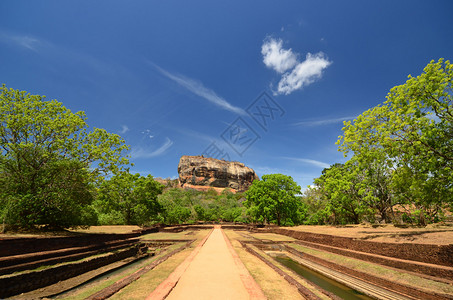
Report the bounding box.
[0,227,158,257]
[263,228,453,267]
[0,245,144,299]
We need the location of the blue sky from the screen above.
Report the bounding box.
[1,1,452,189]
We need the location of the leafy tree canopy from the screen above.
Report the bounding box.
[244,174,304,226]
[306,59,452,226]
[0,85,129,229]
[338,59,453,198]
[95,172,164,225]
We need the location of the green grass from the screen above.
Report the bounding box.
[249,232,296,242]
[2,252,110,278]
[140,231,193,240]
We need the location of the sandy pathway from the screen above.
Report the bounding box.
[148,226,265,300]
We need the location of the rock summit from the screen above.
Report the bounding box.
[178,155,259,193]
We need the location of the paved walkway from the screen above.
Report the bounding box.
[147,226,265,300]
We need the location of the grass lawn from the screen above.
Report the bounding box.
[286,224,453,244]
[248,232,296,242]
[69,225,141,234]
[140,231,196,240]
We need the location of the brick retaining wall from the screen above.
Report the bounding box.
[262,228,453,267]
[0,226,159,257]
[0,245,144,299]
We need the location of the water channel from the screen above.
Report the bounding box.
[273,255,374,300]
[50,255,150,298]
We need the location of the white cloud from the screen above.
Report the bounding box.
[261,38,298,73]
[153,64,246,116]
[282,157,330,169]
[119,125,130,134]
[261,37,331,95]
[0,31,42,51]
[249,164,321,191]
[251,165,292,176]
[277,53,331,95]
[141,129,154,139]
[13,36,40,51]
[293,116,356,127]
[131,137,173,159]
[0,30,122,80]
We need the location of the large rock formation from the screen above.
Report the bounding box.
[178,155,259,193]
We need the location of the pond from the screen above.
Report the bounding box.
[273,255,373,300]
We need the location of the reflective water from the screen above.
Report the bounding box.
[274,255,373,300]
[51,256,149,298]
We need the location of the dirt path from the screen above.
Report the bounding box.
[148,226,265,300]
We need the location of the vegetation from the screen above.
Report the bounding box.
[157,187,247,224]
[304,59,453,225]
[0,85,129,230]
[1,58,451,230]
[95,172,164,225]
[244,174,305,226]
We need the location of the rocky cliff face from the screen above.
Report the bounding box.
[178,155,259,193]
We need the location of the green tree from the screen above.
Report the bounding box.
[244,174,303,226]
[391,164,448,225]
[210,190,244,222]
[158,188,194,224]
[317,155,396,224]
[156,187,247,224]
[339,59,452,169]
[1,156,97,229]
[301,186,331,225]
[314,163,369,224]
[338,59,453,219]
[0,85,129,229]
[96,172,164,225]
[351,149,396,223]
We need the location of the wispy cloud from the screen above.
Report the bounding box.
[12,36,40,51]
[293,116,356,127]
[251,165,293,176]
[0,30,121,80]
[175,127,219,143]
[249,164,322,190]
[174,127,233,154]
[0,31,42,51]
[119,125,130,134]
[131,137,173,159]
[282,157,330,169]
[261,37,331,96]
[153,64,246,115]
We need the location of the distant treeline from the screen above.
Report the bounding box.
[1,59,451,230]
